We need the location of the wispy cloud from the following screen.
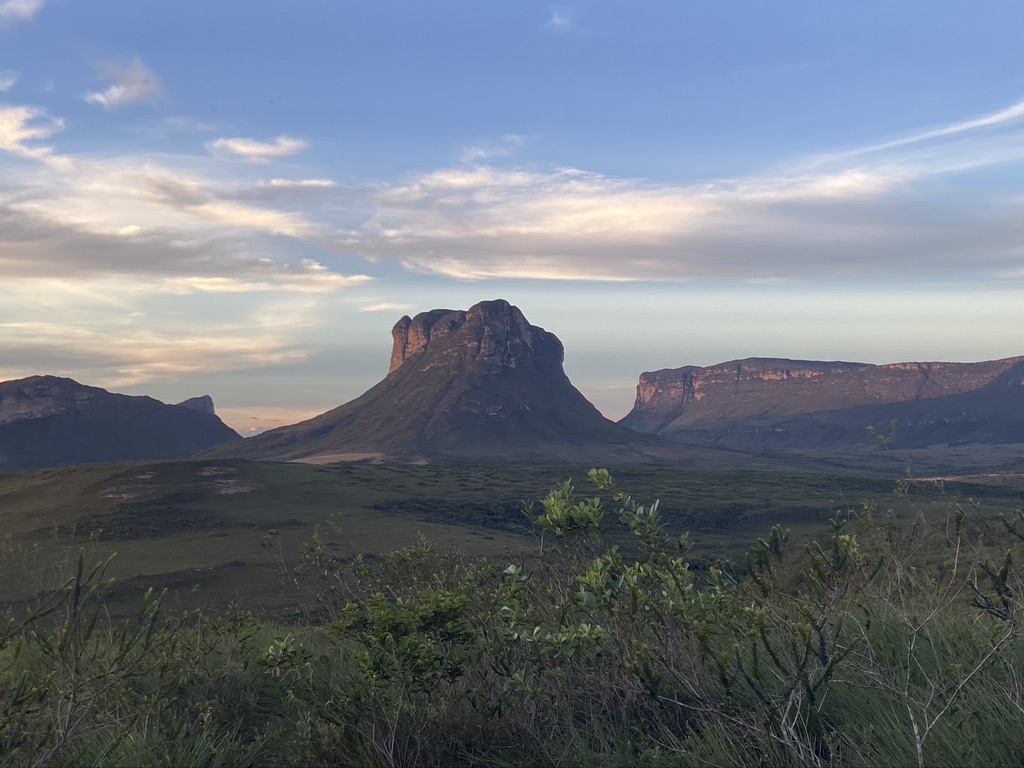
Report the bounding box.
[0,105,66,164]
[0,0,44,26]
[266,177,335,188]
[0,306,313,387]
[229,177,344,206]
[83,57,163,110]
[158,263,371,295]
[347,98,1024,283]
[353,165,883,280]
[0,154,360,287]
[543,9,574,33]
[0,69,19,92]
[0,270,372,401]
[809,97,1024,167]
[207,135,308,162]
[147,186,320,238]
[358,302,414,313]
[459,133,526,164]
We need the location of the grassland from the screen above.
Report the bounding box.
[2,457,1022,620]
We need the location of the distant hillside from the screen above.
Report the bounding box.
[620,356,1024,450]
[205,300,699,464]
[0,376,241,471]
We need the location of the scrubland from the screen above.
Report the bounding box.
[2,463,1023,766]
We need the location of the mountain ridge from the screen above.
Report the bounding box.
[0,375,241,471]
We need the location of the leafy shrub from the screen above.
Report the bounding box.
[269,469,1024,767]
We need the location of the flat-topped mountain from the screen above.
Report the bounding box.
[0,376,241,471]
[207,300,666,463]
[620,356,1024,450]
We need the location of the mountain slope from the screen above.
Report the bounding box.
[0,376,241,470]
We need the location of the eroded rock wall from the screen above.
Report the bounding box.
[622,357,1024,434]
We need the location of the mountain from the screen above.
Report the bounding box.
[620,357,1024,450]
[0,376,241,471]
[206,299,673,464]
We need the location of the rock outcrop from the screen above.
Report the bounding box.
[620,357,1024,449]
[176,395,217,416]
[207,299,654,463]
[0,376,241,471]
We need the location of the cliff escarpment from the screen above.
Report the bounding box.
[620,357,1024,449]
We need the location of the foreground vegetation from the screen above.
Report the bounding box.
[2,469,1024,766]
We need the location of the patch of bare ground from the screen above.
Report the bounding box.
[912,472,1024,482]
[197,465,260,494]
[99,471,160,501]
[288,452,388,464]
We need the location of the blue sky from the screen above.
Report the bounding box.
[3,1,1024,434]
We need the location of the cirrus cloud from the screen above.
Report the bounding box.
[83,57,163,110]
[207,135,308,162]
[0,69,19,92]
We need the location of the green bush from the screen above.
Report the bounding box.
[269,470,1024,767]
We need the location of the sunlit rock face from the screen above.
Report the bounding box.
[389,300,565,377]
[620,357,1024,449]
[207,299,641,462]
[0,376,101,426]
[0,376,240,470]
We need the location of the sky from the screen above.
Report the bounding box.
[3,1,1024,435]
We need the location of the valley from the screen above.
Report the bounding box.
[3,300,1024,620]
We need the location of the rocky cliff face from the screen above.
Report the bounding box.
[0,376,240,470]
[389,299,564,376]
[209,299,648,463]
[389,309,456,374]
[176,395,217,416]
[620,356,1024,449]
[0,376,103,427]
